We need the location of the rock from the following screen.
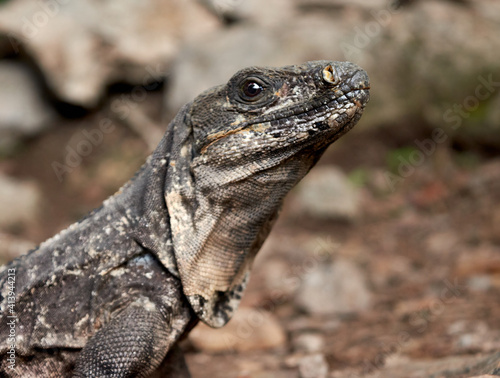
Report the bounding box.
[292,333,325,353]
[200,0,295,26]
[291,166,361,221]
[188,307,286,353]
[0,0,220,107]
[449,321,500,354]
[467,275,492,292]
[295,258,371,315]
[0,233,35,264]
[0,174,41,230]
[298,354,328,378]
[0,62,55,152]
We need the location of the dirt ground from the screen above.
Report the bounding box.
[2,88,499,377]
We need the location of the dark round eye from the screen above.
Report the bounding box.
[241,80,264,100]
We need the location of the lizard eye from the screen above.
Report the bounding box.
[243,81,263,97]
[239,78,265,102]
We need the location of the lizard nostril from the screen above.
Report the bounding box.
[322,65,338,85]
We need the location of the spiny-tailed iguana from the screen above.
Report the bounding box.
[0,61,370,377]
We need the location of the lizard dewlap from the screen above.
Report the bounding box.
[0,61,369,377]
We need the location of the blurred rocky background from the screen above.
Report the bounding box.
[0,0,499,376]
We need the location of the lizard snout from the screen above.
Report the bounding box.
[322,61,370,92]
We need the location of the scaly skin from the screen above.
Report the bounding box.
[0,61,369,377]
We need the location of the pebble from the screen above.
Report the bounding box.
[295,258,372,315]
[298,354,328,378]
[0,62,54,151]
[292,333,325,353]
[291,166,361,222]
[188,307,286,353]
[0,233,35,264]
[0,174,41,229]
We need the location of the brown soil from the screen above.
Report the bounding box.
[2,97,500,377]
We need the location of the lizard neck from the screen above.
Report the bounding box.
[165,146,320,327]
[113,104,192,279]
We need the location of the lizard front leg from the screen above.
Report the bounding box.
[73,297,189,378]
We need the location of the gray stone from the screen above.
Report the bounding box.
[0,233,35,264]
[295,258,372,315]
[467,275,492,292]
[0,0,221,107]
[298,354,328,378]
[188,307,286,353]
[292,166,361,221]
[292,333,325,353]
[0,174,41,229]
[0,62,55,151]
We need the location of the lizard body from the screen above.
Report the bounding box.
[0,61,369,377]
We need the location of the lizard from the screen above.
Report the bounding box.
[0,60,370,377]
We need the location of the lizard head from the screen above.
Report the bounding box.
[189,60,369,164]
[164,61,369,327]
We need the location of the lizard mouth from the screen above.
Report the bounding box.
[254,86,370,138]
[266,87,369,126]
[200,87,369,155]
